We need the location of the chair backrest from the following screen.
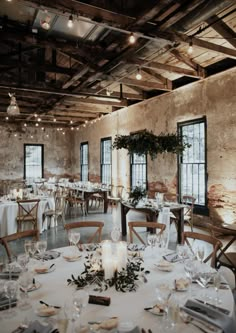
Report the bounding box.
[64,221,104,243]
[128,221,166,245]
[17,199,40,231]
[55,195,66,213]
[182,195,196,214]
[0,229,39,261]
[182,231,222,268]
[110,185,124,198]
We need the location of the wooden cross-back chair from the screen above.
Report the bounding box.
[43,195,66,228]
[182,231,223,268]
[128,221,166,245]
[0,229,39,262]
[16,199,40,232]
[207,223,236,283]
[64,221,104,244]
[182,195,196,231]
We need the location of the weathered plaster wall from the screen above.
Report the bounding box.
[73,67,236,224]
[0,124,74,182]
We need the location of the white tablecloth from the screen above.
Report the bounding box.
[0,197,55,236]
[1,246,235,333]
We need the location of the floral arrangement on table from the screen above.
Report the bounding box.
[67,252,149,292]
[112,129,190,160]
[129,186,147,207]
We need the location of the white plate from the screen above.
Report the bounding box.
[35,306,59,317]
[34,265,56,274]
[155,264,173,272]
[63,255,82,262]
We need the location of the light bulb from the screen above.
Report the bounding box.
[53,118,56,122]
[68,15,74,28]
[188,42,193,55]
[136,69,142,80]
[129,33,136,44]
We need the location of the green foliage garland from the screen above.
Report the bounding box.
[112,129,190,160]
[67,253,149,293]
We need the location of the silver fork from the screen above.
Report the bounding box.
[180,311,218,332]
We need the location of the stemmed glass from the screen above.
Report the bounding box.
[36,240,47,263]
[176,244,188,262]
[68,230,80,254]
[213,271,222,304]
[196,245,205,263]
[155,283,171,326]
[197,271,214,302]
[111,227,121,242]
[72,290,89,327]
[4,280,18,317]
[147,233,157,255]
[17,253,29,272]
[184,259,197,296]
[18,271,34,309]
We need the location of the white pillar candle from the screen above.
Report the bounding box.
[103,258,114,280]
[116,241,127,272]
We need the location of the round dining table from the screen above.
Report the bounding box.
[1,245,235,333]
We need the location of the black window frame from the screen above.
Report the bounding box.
[80,141,89,182]
[178,116,208,215]
[24,144,44,180]
[130,153,147,190]
[100,137,112,185]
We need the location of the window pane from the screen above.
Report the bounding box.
[101,138,111,185]
[80,143,88,181]
[24,145,43,181]
[179,119,206,206]
[131,153,147,190]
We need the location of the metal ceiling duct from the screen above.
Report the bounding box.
[172,0,235,33]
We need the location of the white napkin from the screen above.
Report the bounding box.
[182,299,235,333]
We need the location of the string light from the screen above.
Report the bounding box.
[70,120,73,124]
[67,14,74,28]
[37,118,41,122]
[188,41,193,55]
[5,116,9,120]
[35,123,39,127]
[53,118,57,122]
[136,68,142,80]
[128,33,136,44]
[24,123,27,127]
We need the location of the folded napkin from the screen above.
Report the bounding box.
[162,252,181,263]
[23,320,53,333]
[182,299,235,333]
[34,250,60,261]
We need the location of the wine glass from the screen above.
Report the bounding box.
[36,240,47,262]
[68,230,80,254]
[213,271,222,304]
[176,244,188,262]
[24,241,32,256]
[197,270,214,302]
[4,280,18,317]
[155,283,171,324]
[167,294,180,329]
[72,290,89,326]
[184,259,197,296]
[196,245,205,263]
[147,233,157,256]
[18,271,34,309]
[17,253,29,272]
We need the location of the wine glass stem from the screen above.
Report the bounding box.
[8,296,11,312]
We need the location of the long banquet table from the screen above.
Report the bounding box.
[121,200,186,243]
[1,245,235,333]
[0,196,55,237]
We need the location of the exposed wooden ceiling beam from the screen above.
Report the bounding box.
[128,58,202,78]
[141,68,173,89]
[81,89,144,100]
[206,15,236,49]
[151,30,236,58]
[0,60,78,76]
[109,78,171,91]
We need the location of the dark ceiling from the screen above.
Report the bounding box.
[0,0,235,128]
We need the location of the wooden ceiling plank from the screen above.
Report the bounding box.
[152,30,236,58]
[206,15,236,49]
[113,78,171,91]
[128,58,201,78]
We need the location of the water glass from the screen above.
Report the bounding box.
[17,253,29,272]
[167,294,180,328]
[4,280,18,317]
[18,271,33,309]
[36,240,47,262]
[176,244,188,261]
